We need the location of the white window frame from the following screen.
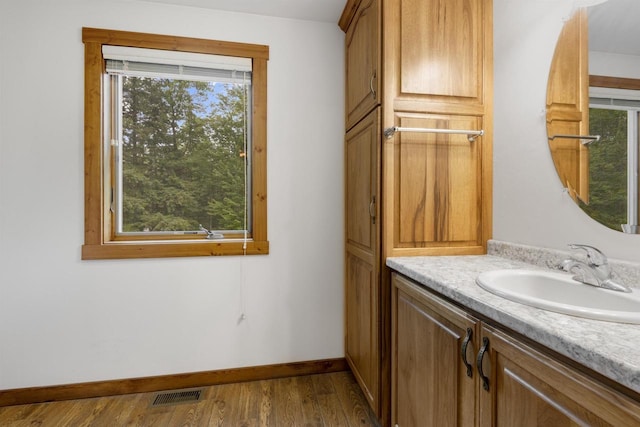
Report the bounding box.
[590,86,640,228]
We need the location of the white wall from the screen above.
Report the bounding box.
[590,51,640,79]
[0,0,345,389]
[493,0,640,263]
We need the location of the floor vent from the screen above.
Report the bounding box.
[150,388,204,407]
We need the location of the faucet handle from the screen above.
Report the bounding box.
[568,244,608,266]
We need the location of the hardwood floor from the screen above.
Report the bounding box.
[0,371,380,426]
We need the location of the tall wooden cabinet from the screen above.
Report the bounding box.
[342,0,386,420]
[340,0,493,423]
[392,273,640,427]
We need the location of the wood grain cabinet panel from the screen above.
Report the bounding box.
[397,0,482,101]
[393,113,483,249]
[345,109,381,412]
[385,0,490,113]
[392,274,478,427]
[345,0,381,130]
[345,252,378,407]
[479,324,640,427]
[346,109,380,252]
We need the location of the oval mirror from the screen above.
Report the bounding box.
[546,0,640,234]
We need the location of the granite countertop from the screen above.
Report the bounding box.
[386,254,640,395]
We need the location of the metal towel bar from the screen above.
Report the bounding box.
[383,126,484,142]
[548,134,601,145]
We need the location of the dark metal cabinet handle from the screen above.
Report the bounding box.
[461,328,473,378]
[477,337,490,391]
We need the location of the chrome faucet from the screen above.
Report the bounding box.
[559,244,631,293]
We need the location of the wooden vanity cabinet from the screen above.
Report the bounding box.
[392,273,640,427]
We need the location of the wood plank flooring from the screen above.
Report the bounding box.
[0,371,380,426]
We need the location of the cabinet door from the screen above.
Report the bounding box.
[384,0,491,110]
[546,9,589,202]
[387,113,486,256]
[345,108,381,411]
[392,274,478,427]
[345,0,380,130]
[382,0,492,257]
[478,324,640,427]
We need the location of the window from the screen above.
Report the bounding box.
[82,28,269,259]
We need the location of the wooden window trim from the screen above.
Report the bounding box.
[81,28,269,260]
[590,75,640,91]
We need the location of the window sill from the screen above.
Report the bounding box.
[81,240,269,260]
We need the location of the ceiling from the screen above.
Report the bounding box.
[138,0,347,23]
[588,0,640,56]
[136,0,639,57]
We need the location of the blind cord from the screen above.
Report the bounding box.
[238,74,249,324]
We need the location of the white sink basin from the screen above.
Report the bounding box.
[476,269,640,324]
